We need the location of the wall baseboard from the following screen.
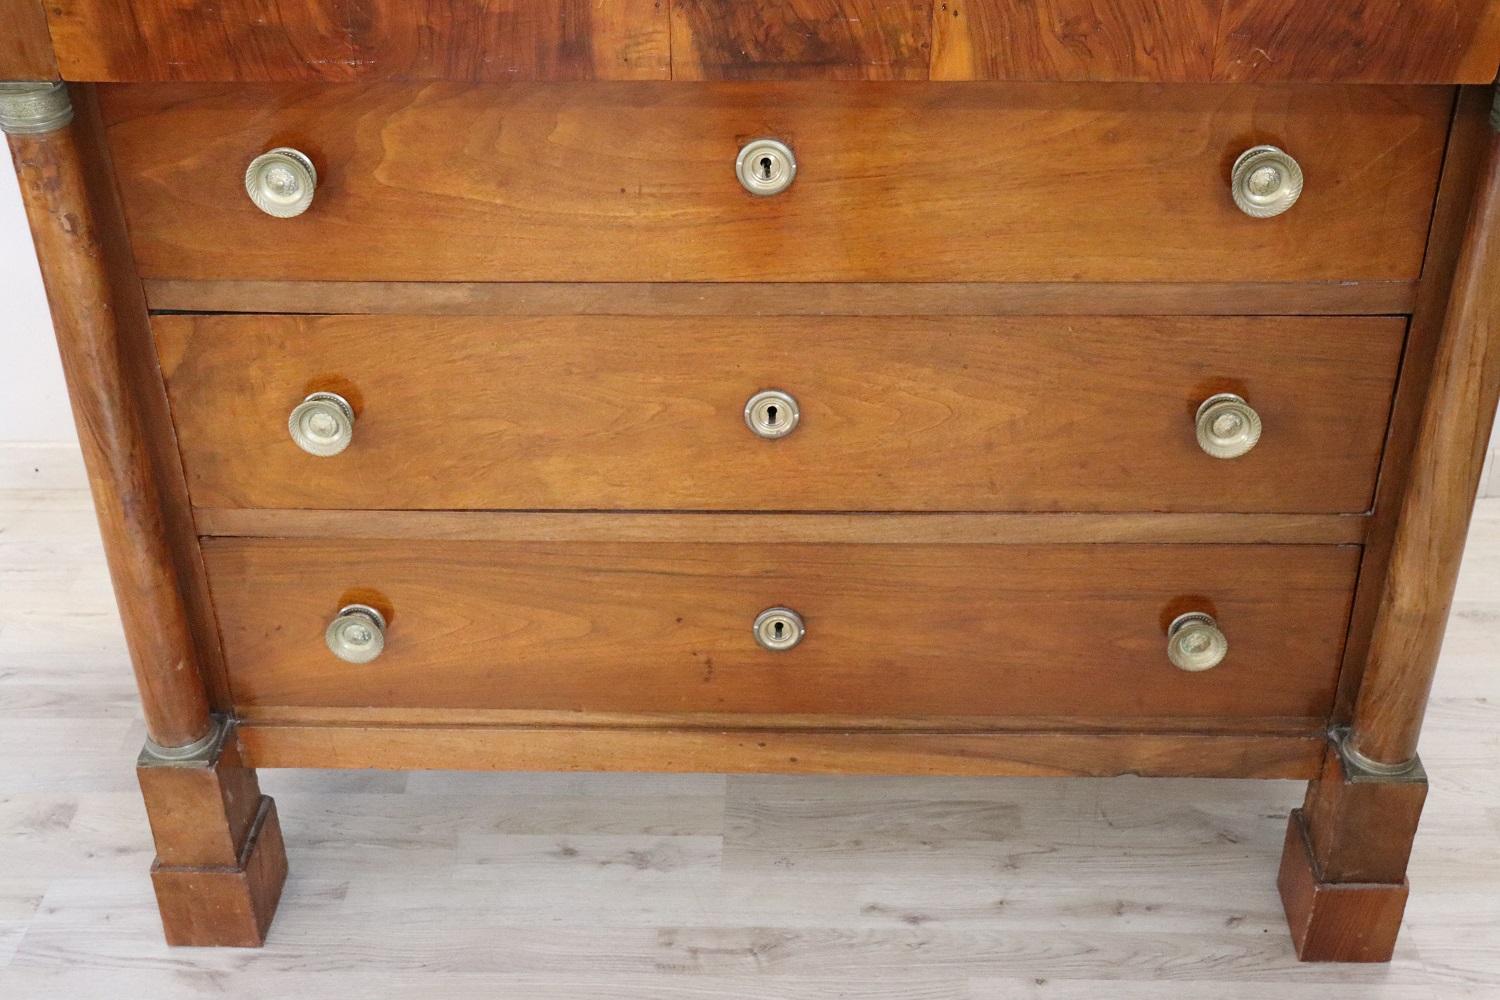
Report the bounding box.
[0,442,88,491]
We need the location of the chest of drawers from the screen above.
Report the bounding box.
[5,0,1499,962]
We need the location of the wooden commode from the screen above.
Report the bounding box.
[4,1,1499,961]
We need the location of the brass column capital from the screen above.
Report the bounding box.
[0,81,73,136]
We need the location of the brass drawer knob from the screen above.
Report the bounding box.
[1231,145,1303,219]
[744,389,800,439]
[753,606,805,651]
[736,138,797,197]
[1167,612,1228,672]
[325,604,386,664]
[245,147,317,218]
[1195,393,1262,460]
[289,391,355,457]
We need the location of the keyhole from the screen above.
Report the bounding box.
[765,404,779,426]
[737,140,796,197]
[772,621,785,640]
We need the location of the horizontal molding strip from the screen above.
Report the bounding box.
[194,510,1372,545]
[236,722,1326,779]
[234,705,1330,736]
[145,281,1419,318]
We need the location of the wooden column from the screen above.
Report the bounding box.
[5,82,287,945]
[1280,85,1500,963]
[1349,91,1500,769]
[2,81,213,752]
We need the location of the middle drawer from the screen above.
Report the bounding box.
[155,314,1403,513]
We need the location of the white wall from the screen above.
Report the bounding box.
[0,164,1496,492]
[1,162,76,445]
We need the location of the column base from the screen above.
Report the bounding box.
[1278,808,1410,963]
[150,795,287,947]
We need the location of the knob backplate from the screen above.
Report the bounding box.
[289,391,355,457]
[1231,145,1303,219]
[246,147,318,218]
[1195,393,1263,460]
[325,604,387,664]
[1167,611,1229,672]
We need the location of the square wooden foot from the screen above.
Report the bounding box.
[151,796,287,947]
[1279,808,1409,962]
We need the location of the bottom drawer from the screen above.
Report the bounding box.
[205,540,1359,725]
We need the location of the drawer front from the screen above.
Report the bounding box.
[157,314,1403,514]
[102,82,1449,283]
[206,539,1360,723]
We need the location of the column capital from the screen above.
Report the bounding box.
[0,81,73,136]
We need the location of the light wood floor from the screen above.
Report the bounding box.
[1,445,1497,999]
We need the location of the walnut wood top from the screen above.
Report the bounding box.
[17,0,1500,84]
[0,0,56,79]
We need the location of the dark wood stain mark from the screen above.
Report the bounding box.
[667,0,932,80]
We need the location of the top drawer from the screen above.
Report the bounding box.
[98,83,1451,284]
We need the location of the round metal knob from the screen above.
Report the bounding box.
[753,606,805,652]
[325,604,386,664]
[736,138,797,197]
[1195,393,1262,460]
[288,391,355,457]
[745,389,800,439]
[245,147,317,218]
[1167,612,1228,672]
[1231,145,1303,219]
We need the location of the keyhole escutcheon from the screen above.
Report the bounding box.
[745,390,800,439]
[736,138,797,197]
[754,607,805,652]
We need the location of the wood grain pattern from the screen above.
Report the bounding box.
[137,730,264,868]
[202,539,1360,722]
[1350,125,1500,766]
[1278,809,1410,962]
[140,278,1422,317]
[237,723,1325,778]
[232,704,1329,733]
[16,480,1500,980]
[1299,747,1427,885]
[156,314,1402,515]
[70,88,239,714]
[0,0,57,78]
[46,0,670,82]
[673,0,932,80]
[1216,0,1500,84]
[6,97,213,749]
[99,82,1451,284]
[193,509,1372,545]
[1332,87,1487,723]
[931,0,1221,82]
[37,0,1500,82]
[149,796,287,948]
